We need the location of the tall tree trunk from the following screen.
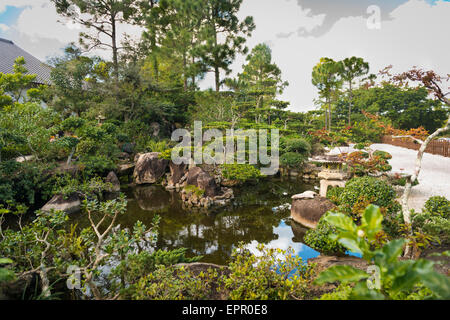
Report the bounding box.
[183,52,188,91]
[348,81,353,126]
[111,14,119,82]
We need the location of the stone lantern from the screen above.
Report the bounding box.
[96,114,106,125]
[315,155,349,197]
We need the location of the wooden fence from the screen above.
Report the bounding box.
[381,136,450,158]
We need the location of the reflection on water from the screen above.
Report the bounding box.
[73,178,321,265]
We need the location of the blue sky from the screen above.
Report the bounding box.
[0,0,449,111]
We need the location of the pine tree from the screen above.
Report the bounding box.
[196,0,255,92]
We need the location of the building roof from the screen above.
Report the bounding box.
[0,38,52,85]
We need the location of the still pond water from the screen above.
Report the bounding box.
[75,178,322,265]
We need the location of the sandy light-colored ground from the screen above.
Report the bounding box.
[328,144,450,212]
[370,144,450,212]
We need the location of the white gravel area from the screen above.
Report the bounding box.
[370,144,450,211]
[327,144,450,212]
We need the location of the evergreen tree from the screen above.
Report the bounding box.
[312,58,343,131]
[196,0,255,92]
[340,57,369,126]
[52,0,141,80]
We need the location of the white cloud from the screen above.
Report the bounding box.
[201,0,450,112]
[0,24,9,32]
[2,0,449,113]
[0,0,47,14]
[2,1,143,62]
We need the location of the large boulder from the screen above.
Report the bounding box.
[41,193,81,215]
[186,167,219,197]
[290,191,336,229]
[106,171,121,192]
[133,153,169,185]
[168,162,188,186]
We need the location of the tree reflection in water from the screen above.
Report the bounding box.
[71,178,320,265]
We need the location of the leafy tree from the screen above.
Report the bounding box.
[0,57,39,104]
[339,57,369,126]
[312,58,343,131]
[347,84,447,132]
[47,45,101,117]
[52,0,141,80]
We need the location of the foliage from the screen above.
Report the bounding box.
[0,160,55,207]
[344,150,392,176]
[220,164,261,182]
[319,284,352,300]
[0,258,15,284]
[424,196,450,219]
[184,185,205,198]
[315,205,450,300]
[221,244,314,300]
[0,56,39,104]
[304,215,347,256]
[327,186,344,205]
[412,212,450,245]
[128,264,217,300]
[280,152,307,168]
[337,176,399,218]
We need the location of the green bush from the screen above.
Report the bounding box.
[304,215,347,256]
[373,150,392,160]
[222,244,313,300]
[284,138,311,155]
[280,152,307,168]
[338,176,398,217]
[0,161,55,207]
[424,196,450,219]
[311,143,326,156]
[326,187,344,205]
[79,155,117,177]
[60,116,85,132]
[221,164,261,182]
[413,212,450,245]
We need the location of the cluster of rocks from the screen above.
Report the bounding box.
[279,163,321,182]
[41,171,122,215]
[41,151,237,214]
[133,153,234,209]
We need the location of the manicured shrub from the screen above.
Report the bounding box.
[338,176,398,217]
[79,155,117,177]
[221,244,314,300]
[412,213,450,245]
[326,187,344,205]
[284,138,311,155]
[424,196,450,219]
[373,150,392,160]
[221,164,261,182]
[280,152,307,168]
[304,215,347,256]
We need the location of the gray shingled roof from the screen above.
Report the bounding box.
[0,38,52,85]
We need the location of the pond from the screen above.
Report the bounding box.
[73,178,322,266]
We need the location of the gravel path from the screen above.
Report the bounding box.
[328,144,450,211]
[371,144,450,212]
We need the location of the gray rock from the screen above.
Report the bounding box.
[133,153,169,185]
[41,194,81,215]
[106,171,121,192]
[291,195,336,229]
